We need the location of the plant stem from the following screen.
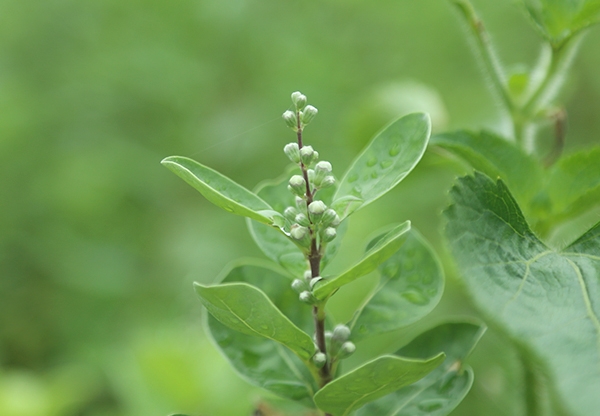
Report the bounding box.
[521,352,545,416]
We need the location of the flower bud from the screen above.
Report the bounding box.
[324,331,333,344]
[290,224,309,240]
[294,213,310,227]
[338,341,356,359]
[300,146,318,166]
[309,276,323,290]
[288,175,306,197]
[332,324,351,343]
[301,105,318,124]
[291,279,307,293]
[321,209,338,227]
[295,196,305,210]
[322,227,337,242]
[283,142,301,164]
[319,175,336,189]
[291,91,307,110]
[303,270,312,281]
[282,110,297,129]
[308,200,326,217]
[312,352,327,368]
[283,206,298,222]
[299,290,316,304]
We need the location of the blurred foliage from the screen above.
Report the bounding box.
[0,0,598,415]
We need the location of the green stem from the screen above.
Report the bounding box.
[521,352,545,416]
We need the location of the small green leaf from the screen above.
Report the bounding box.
[194,281,315,361]
[161,156,282,226]
[313,353,445,416]
[445,172,600,416]
[205,260,317,405]
[313,221,411,300]
[333,113,430,219]
[351,229,444,342]
[356,321,486,416]
[431,130,543,207]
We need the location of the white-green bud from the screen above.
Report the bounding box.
[333,324,351,343]
[291,279,307,293]
[282,110,297,129]
[291,91,307,110]
[290,224,309,240]
[338,341,356,359]
[295,196,305,210]
[299,290,315,304]
[288,175,306,197]
[309,276,323,290]
[294,213,310,227]
[283,206,298,222]
[284,142,301,163]
[321,209,338,227]
[320,175,336,189]
[300,146,318,166]
[312,352,327,368]
[301,105,318,124]
[308,200,327,216]
[324,331,333,344]
[303,270,312,281]
[331,213,341,227]
[307,169,315,183]
[322,227,337,242]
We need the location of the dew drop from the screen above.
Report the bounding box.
[402,289,429,305]
[370,171,378,179]
[366,156,377,167]
[347,173,359,183]
[417,399,444,412]
[260,325,269,331]
[379,160,393,169]
[388,145,400,156]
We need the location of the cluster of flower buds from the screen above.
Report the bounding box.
[291,272,323,305]
[282,91,318,132]
[326,324,356,360]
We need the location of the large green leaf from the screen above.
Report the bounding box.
[351,229,444,342]
[313,221,411,300]
[247,168,346,278]
[204,260,317,405]
[430,130,543,208]
[332,113,430,219]
[444,172,600,416]
[194,281,315,361]
[356,321,486,416]
[313,353,445,416]
[519,0,600,45]
[162,156,283,226]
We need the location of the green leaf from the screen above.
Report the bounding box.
[204,260,317,405]
[194,281,315,361]
[313,221,411,300]
[333,113,431,219]
[351,229,444,342]
[445,172,600,416]
[356,321,486,416]
[247,168,346,277]
[430,130,543,207]
[519,0,600,45]
[313,353,445,416]
[161,156,283,226]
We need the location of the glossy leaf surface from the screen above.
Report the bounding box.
[204,261,317,404]
[313,221,411,300]
[313,353,445,416]
[356,321,485,416]
[351,229,444,342]
[445,172,600,416]
[333,113,430,219]
[162,156,282,226]
[195,281,315,361]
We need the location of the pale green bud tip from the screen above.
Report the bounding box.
[291,91,307,109]
[308,200,327,215]
[322,209,337,224]
[322,227,337,242]
[313,352,327,367]
[333,324,351,342]
[290,225,309,240]
[339,341,356,357]
[283,206,297,220]
[288,175,306,196]
[284,142,301,163]
[309,276,323,290]
[294,213,310,227]
[300,146,318,165]
[320,176,336,188]
[282,110,297,128]
[291,279,306,293]
[299,290,314,303]
[302,105,318,124]
[315,161,332,173]
[303,270,312,281]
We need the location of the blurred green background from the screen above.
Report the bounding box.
[1,0,599,415]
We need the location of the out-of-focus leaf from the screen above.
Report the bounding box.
[351,229,444,342]
[205,260,317,405]
[445,172,600,416]
[313,221,411,300]
[313,353,445,416]
[194,281,315,361]
[333,113,430,219]
[162,156,283,226]
[356,321,486,416]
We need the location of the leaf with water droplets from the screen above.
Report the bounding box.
[313,353,445,416]
[162,156,283,226]
[445,172,600,416]
[351,229,444,342]
[204,260,317,405]
[332,113,430,219]
[313,221,411,300]
[194,280,315,361]
[356,321,486,416]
